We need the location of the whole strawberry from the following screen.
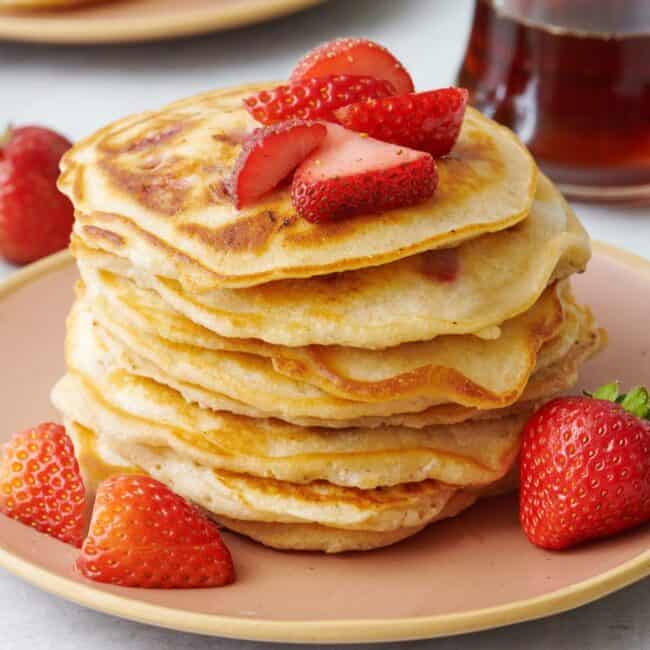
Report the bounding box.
[2,126,72,179]
[77,474,234,588]
[0,423,86,547]
[0,125,74,265]
[520,383,650,550]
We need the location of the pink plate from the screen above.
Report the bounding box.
[0,243,648,644]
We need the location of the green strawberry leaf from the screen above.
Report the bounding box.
[592,382,620,402]
[589,382,650,420]
[619,386,650,419]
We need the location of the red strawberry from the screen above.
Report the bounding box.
[77,474,234,588]
[227,120,327,209]
[0,125,74,265]
[291,123,437,223]
[291,38,414,96]
[244,75,395,126]
[520,383,650,551]
[1,125,72,179]
[335,88,469,157]
[0,169,75,265]
[0,423,86,547]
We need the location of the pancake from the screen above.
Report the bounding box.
[52,79,608,555]
[59,83,537,290]
[86,289,601,429]
[54,321,527,489]
[382,319,606,429]
[63,420,497,552]
[212,518,431,554]
[62,419,460,533]
[81,281,570,422]
[215,471,521,552]
[63,420,501,548]
[85,269,567,408]
[53,372,526,490]
[72,174,589,348]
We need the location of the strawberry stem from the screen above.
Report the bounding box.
[589,382,650,420]
[619,386,650,419]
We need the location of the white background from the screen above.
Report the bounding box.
[0,1,648,648]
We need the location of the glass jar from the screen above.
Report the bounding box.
[457,0,650,202]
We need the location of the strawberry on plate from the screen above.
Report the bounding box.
[227,120,327,208]
[1,126,72,179]
[291,123,437,223]
[77,474,234,588]
[244,75,395,126]
[0,125,74,265]
[290,38,415,96]
[520,383,650,551]
[0,423,86,547]
[335,88,469,157]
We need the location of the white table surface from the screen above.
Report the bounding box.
[0,1,648,648]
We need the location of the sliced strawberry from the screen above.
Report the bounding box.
[0,423,86,547]
[244,75,395,126]
[335,88,469,157]
[291,38,414,96]
[227,120,327,209]
[291,123,437,223]
[77,474,234,588]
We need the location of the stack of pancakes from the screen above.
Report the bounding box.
[52,84,605,552]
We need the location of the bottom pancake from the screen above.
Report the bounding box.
[217,518,429,554]
[64,421,516,552]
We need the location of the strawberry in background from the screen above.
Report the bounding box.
[0,125,74,265]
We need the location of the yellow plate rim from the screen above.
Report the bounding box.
[0,0,324,44]
[0,241,648,643]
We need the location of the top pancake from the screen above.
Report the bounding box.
[59,83,537,289]
[72,174,588,348]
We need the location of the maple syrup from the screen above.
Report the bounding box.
[457,0,650,202]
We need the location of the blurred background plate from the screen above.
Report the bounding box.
[0,0,324,44]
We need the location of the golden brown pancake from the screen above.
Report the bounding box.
[52,80,606,554]
[64,420,516,552]
[59,84,537,290]
[84,272,568,410]
[71,173,588,347]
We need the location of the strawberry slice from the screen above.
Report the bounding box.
[335,88,469,157]
[291,123,437,223]
[77,474,234,588]
[244,75,395,126]
[0,423,86,547]
[227,120,327,208]
[291,38,414,96]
